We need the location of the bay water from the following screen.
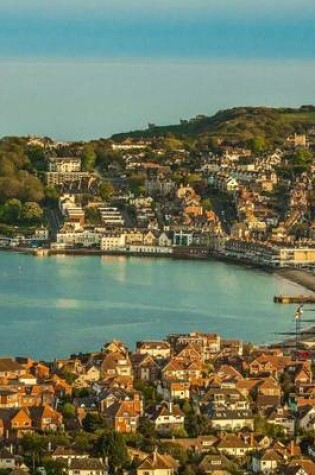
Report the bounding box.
[0,252,309,359]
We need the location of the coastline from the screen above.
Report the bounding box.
[273,268,315,293]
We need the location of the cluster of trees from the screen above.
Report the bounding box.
[19,429,129,474]
[0,199,43,225]
[0,138,45,226]
[0,139,44,203]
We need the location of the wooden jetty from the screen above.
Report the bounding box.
[273,295,315,304]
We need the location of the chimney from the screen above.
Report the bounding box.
[169,401,173,413]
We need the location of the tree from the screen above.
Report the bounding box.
[82,412,104,432]
[96,431,129,471]
[164,137,184,151]
[187,173,202,186]
[43,458,67,475]
[292,148,312,166]
[171,426,188,438]
[26,146,46,171]
[0,177,22,203]
[44,185,59,205]
[62,402,76,419]
[72,432,93,452]
[247,136,267,154]
[85,207,101,225]
[138,417,156,438]
[133,380,162,407]
[0,157,15,176]
[200,198,213,211]
[160,442,188,465]
[21,202,43,223]
[182,400,192,414]
[21,174,44,202]
[179,464,197,475]
[21,433,46,470]
[82,145,96,171]
[127,173,146,196]
[1,198,22,223]
[100,180,114,201]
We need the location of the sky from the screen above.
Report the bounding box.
[1,0,315,60]
[0,0,315,139]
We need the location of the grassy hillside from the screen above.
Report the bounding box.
[111,106,315,145]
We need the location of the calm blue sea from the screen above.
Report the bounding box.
[0,253,309,359]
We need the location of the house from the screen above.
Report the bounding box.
[68,458,107,475]
[29,405,63,432]
[100,233,126,251]
[48,157,81,173]
[0,390,19,408]
[19,373,37,386]
[176,343,202,362]
[248,354,292,377]
[0,408,33,438]
[131,354,160,382]
[76,365,101,385]
[167,332,221,360]
[282,459,315,475]
[217,365,243,382]
[147,402,184,433]
[52,447,89,461]
[258,377,282,397]
[101,351,133,380]
[143,230,157,246]
[101,392,143,433]
[161,436,218,454]
[172,231,193,247]
[0,448,16,470]
[169,382,190,400]
[236,378,261,398]
[158,232,172,248]
[51,375,72,397]
[297,405,315,432]
[137,450,178,475]
[0,359,25,380]
[267,406,295,435]
[136,341,171,360]
[0,405,62,438]
[162,358,204,382]
[201,388,250,412]
[99,387,140,411]
[104,399,140,433]
[211,409,254,431]
[252,449,283,474]
[198,454,232,475]
[217,434,254,457]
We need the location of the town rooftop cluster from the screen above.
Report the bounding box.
[1,330,315,474]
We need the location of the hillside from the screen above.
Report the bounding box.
[111,106,315,145]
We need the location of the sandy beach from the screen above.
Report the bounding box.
[275,268,315,293]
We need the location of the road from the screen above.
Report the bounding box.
[46,208,62,240]
[210,194,234,235]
